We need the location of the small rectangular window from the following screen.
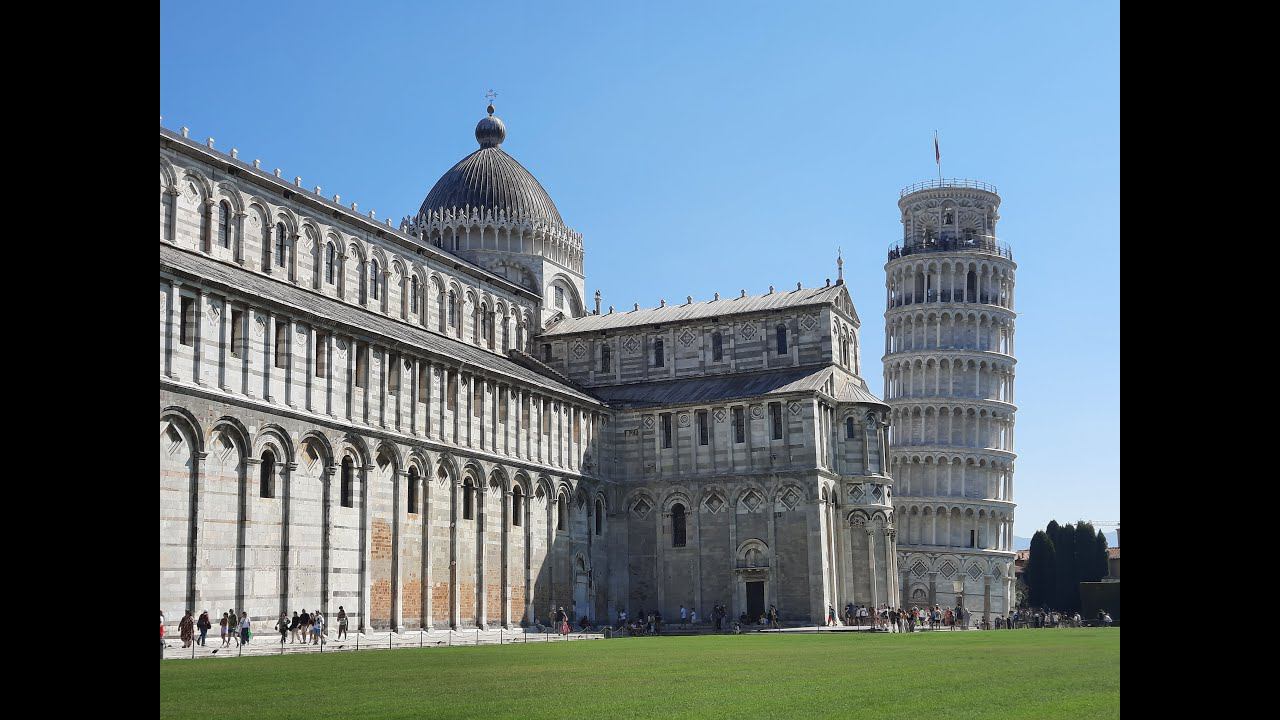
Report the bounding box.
[230,308,243,358]
[355,344,367,388]
[733,407,745,444]
[179,296,194,346]
[653,339,665,367]
[770,402,783,440]
[522,395,531,428]
[697,410,708,446]
[446,372,457,411]
[314,331,327,377]
[574,411,581,444]
[388,353,400,393]
[474,381,484,418]
[274,319,288,369]
[499,387,508,423]
[418,363,428,402]
[555,286,565,309]
[712,332,723,362]
[542,401,551,434]
[543,343,553,363]
[661,413,672,449]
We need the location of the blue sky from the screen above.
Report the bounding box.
[161,1,1119,537]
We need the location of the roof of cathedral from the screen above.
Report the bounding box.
[418,105,566,231]
[588,365,884,409]
[160,245,600,405]
[541,284,852,336]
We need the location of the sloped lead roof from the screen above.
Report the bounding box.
[542,284,850,336]
[590,365,885,409]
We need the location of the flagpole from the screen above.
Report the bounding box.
[935,130,942,182]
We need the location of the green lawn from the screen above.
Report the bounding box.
[160,629,1119,719]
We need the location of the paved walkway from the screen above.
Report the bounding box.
[162,627,604,660]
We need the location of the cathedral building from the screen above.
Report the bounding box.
[159,104,899,635]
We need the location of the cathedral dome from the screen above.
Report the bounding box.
[419,105,566,230]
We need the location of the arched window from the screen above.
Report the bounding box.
[411,276,419,313]
[594,499,603,536]
[261,220,271,268]
[275,223,287,268]
[463,479,475,520]
[711,331,723,361]
[260,449,276,498]
[325,243,337,285]
[776,324,788,354]
[198,199,209,248]
[480,304,490,347]
[841,338,850,367]
[340,457,354,507]
[407,467,419,514]
[162,192,175,241]
[447,291,457,330]
[218,201,231,248]
[653,339,664,367]
[672,503,686,547]
[846,417,856,439]
[512,486,523,526]
[600,345,611,373]
[557,492,568,531]
[370,259,380,300]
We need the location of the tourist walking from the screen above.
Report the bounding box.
[239,612,251,645]
[679,605,687,628]
[289,611,300,643]
[690,608,698,625]
[954,604,965,630]
[160,610,167,649]
[768,605,780,630]
[196,611,211,646]
[338,606,349,640]
[312,612,324,644]
[277,613,290,644]
[178,610,194,648]
[227,609,240,646]
[219,613,230,647]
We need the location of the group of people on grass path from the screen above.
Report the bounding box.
[163,605,351,652]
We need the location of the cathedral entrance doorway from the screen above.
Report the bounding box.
[573,557,589,621]
[746,582,765,621]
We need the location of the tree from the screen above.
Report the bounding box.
[1095,530,1110,579]
[1024,531,1056,608]
[1075,521,1101,584]
[1053,522,1076,610]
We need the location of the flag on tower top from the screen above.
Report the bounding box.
[934,131,940,165]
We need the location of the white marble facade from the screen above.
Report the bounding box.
[159,108,902,636]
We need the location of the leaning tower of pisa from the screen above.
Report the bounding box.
[883,179,1017,623]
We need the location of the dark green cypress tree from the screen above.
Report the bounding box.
[1095,530,1110,579]
[1075,521,1099,584]
[1025,531,1056,607]
[1053,522,1076,610]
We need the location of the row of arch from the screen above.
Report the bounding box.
[160,405,607,630]
[415,219,585,277]
[894,505,1014,552]
[900,553,1014,582]
[884,311,1014,355]
[890,454,1013,502]
[883,357,1015,402]
[161,158,537,357]
[886,259,1013,310]
[887,405,1015,453]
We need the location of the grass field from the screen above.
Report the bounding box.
[159,629,1119,719]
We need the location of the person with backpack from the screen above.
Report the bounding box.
[196,611,211,646]
[337,607,349,641]
[276,613,290,644]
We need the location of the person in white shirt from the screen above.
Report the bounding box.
[679,605,687,627]
[690,609,697,626]
[312,613,324,644]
